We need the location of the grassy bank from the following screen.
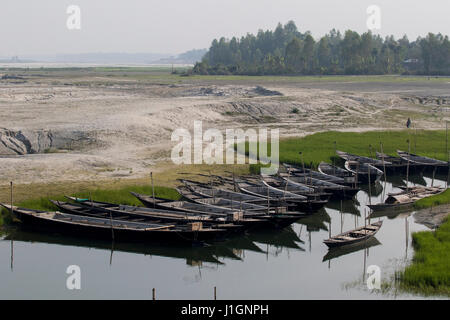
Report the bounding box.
[0,185,181,220]
[246,130,448,169]
[414,189,450,209]
[0,163,250,221]
[401,218,450,295]
[17,185,181,212]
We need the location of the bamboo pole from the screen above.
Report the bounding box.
[380,142,387,201]
[151,172,155,208]
[432,166,436,187]
[284,168,291,195]
[406,140,411,192]
[414,124,417,154]
[447,151,450,189]
[367,164,372,207]
[10,181,13,217]
[11,238,14,271]
[109,210,115,241]
[329,221,331,238]
[333,141,337,175]
[300,152,306,184]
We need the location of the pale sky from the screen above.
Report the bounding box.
[0,0,449,56]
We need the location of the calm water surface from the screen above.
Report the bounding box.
[0,171,447,299]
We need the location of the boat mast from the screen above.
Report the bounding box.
[406,139,411,192]
[151,172,155,208]
[380,142,387,201]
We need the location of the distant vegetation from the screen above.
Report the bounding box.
[193,21,450,76]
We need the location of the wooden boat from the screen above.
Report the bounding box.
[318,162,357,185]
[261,174,331,201]
[179,181,311,227]
[178,184,286,215]
[368,186,446,214]
[397,150,448,167]
[182,179,265,204]
[336,150,390,166]
[367,194,414,213]
[376,152,409,166]
[53,199,244,233]
[322,237,381,262]
[131,192,305,230]
[0,204,227,242]
[128,193,256,219]
[344,161,383,183]
[282,163,346,185]
[235,178,327,212]
[279,173,359,199]
[323,221,383,248]
[127,193,277,229]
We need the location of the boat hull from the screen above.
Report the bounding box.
[10,208,227,243]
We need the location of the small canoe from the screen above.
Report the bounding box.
[323,221,383,248]
[367,194,414,213]
[397,150,448,167]
[282,163,346,184]
[318,162,357,186]
[336,150,390,166]
[368,186,446,213]
[345,161,383,183]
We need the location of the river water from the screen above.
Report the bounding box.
[0,170,447,299]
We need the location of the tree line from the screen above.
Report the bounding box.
[193,21,450,76]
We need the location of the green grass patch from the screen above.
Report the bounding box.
[3,185,181,213]
[414,189,450,209]
[241,130,449,169]
[400,218,450,295]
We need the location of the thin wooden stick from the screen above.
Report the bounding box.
[151,172,155,208]
[380,142,387,201]
[406,139,411,192]
[109,210,115,241]
[10,181,13,217]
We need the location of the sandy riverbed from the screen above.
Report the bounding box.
[0,71,449,186]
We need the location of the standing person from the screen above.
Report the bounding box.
[406,117,411,128]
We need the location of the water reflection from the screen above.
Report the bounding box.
[4,228,226,265]
[322,237,381,262]
[0,172,447,299]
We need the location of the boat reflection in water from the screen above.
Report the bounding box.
[4,224,305,268]
[322,237,381,262]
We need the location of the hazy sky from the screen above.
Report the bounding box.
[1,0,449,56]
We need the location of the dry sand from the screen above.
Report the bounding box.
[1,73,449,186]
